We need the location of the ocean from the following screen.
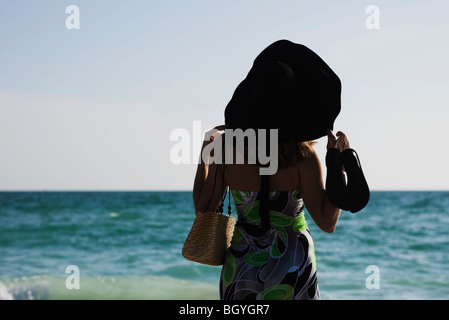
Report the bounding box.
[0,191,448,300]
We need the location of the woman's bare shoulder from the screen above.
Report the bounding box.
[298,147,320,168]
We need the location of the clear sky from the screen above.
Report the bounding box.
[1,0,448,191]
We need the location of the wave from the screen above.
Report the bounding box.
[0,274,219,300]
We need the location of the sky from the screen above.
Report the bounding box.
[0,0,448,191]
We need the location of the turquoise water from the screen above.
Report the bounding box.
[1,191,448,300]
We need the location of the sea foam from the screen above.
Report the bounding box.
[0,274,219,300]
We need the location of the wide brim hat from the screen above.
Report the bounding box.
[224,39,341,142]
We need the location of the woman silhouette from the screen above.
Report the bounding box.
[193,40,366,300]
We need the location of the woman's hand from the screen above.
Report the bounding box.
[213,124,228,131]
[203,125,228,142]
[327,129,350,152]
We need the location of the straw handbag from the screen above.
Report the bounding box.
[182,201,235,266]
[182,162,235,266]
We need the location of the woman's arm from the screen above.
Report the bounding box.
[193,140,209,211]
[300,130,350,233]
[299,150,341,233]
[193,126,227,213]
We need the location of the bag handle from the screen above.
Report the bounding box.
[206,133,232,216]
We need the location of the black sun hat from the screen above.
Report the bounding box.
[224,39,342,142]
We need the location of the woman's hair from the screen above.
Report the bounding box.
[277,140,316,170]
[230,137,316,170]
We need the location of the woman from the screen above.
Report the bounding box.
[192,40,352,300]
[193,128,350,300]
